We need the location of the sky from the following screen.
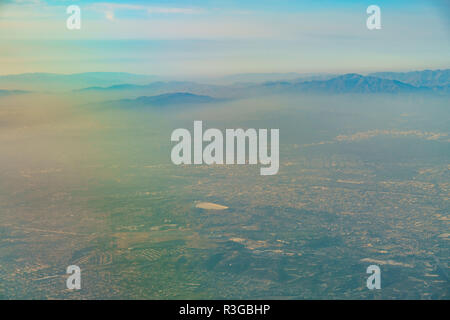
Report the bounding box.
[0,0,449,76]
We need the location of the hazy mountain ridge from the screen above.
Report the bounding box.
[0,89,30,96]
[287,73,425,94]
[116,92,224,108]
[0,72,159,91]
[76,81,222,93]
[251,72,450,94]
[369,69,450,87]
[1,69,449,96]
[102,73,446,111]
[79,73,443,99]
[217,72,337,85]
[76,81,241,100]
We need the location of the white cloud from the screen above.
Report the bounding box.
[105,10,114,21]
[12,0,42,4]
[88,2,204,21]
[146,7,202,14]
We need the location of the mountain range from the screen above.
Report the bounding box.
[1,70,448,99]
[0,89,30,97]
[114,92,224,108]
[368,69,450,87]
[76,70,450,97]
[0,72,159,91]
[259,73,428,94]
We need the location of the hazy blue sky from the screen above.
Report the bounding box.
[0,0,449,76]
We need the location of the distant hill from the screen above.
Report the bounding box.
[0,89,30,97]
[116,92,223,108]
[2,70,449,96]
[0,72,159,91]
[77,81,204,92]
[217,72,336,85]
[87,73,450,101]
[76,81,238,99]
[368,69,450,87]
[242,73,443,95]
[95,74,448,101]
[290,73,423,94]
